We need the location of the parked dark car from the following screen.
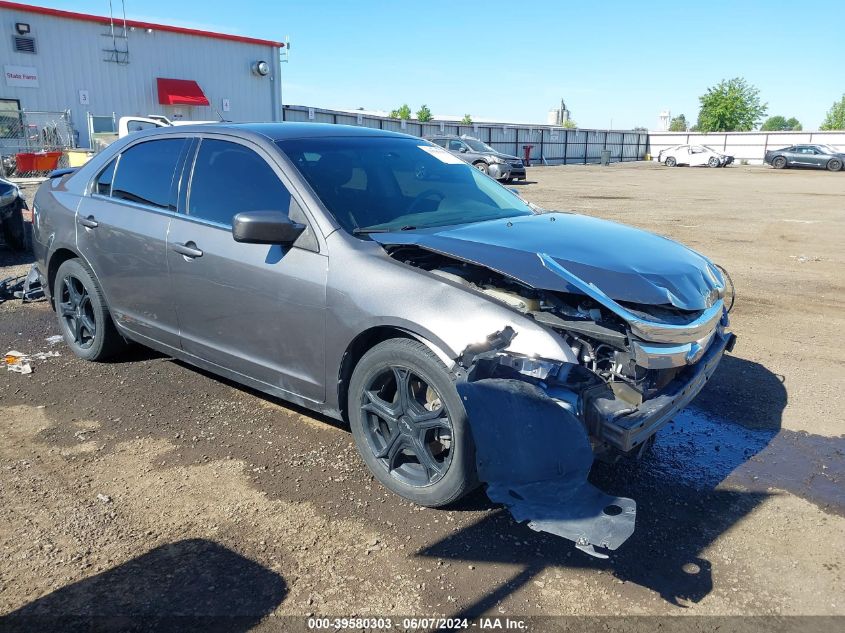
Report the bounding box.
[0,177,27,250]
[426,135,526,182]
[31,123,735,554]
[764,144,844,171]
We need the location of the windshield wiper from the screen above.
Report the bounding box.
[352,225,417,235]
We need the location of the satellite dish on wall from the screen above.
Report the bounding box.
[252,60,270,76]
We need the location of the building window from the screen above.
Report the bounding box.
[13,36,36,53]
[0,99,23,139]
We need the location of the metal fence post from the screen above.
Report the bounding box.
[583,131,588,165]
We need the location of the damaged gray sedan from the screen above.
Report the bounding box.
[32,123,735,557]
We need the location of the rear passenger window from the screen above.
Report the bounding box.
[111,139,185,209]
[187,139,291,227]
[95,158,116,196]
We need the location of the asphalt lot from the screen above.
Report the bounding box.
[1,162,843,625]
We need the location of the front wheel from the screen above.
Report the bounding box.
[708,156,720,168]
[54,259,126,361]
[473,161,489,175]
[664,156,677,167]
[827,158,842,172]
[348,338,477,507]
[772,156,787,169]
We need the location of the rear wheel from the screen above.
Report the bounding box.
[473,161,489,175]
[664,156,677,167]
[54,259,126,361]
[772,156,787,169]
[348,338,477,507]
[827,158,842,172]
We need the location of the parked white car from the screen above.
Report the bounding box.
[659,145,734,168]
[118,115,215,138]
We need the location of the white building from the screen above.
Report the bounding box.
[0,1,284,148]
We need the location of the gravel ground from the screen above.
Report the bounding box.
[1,163,843,626]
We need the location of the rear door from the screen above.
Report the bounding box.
[76,137,188,348]
[166,135,328,402]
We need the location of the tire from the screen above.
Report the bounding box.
[1,204,26,251]
[664,156,677,167]
[473,161,489,175]
[708,156,720,168]
[53,258,126,361]
[348,338,477,507]
[772,156,787,169]
[827,158,842,172]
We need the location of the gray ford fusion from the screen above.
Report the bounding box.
[32,123,735,555]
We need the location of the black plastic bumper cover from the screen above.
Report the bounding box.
[587,332,736,452]
[458,379,636,557]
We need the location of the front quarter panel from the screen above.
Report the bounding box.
[323,232,578,411]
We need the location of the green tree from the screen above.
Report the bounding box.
[668,114,688,131]
[820,95,845,130]
[562,119,577,129]
[389,104,412,120]
[461,114,473,124]
[761,115,802,131]
[416,104,433,122]
[695,77,767,132]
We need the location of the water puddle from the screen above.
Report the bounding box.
[645,408,845,516]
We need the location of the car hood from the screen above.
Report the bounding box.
[372,212,723,311]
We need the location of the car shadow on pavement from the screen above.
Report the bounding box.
[1,539,286,633]
[419,355,793,613]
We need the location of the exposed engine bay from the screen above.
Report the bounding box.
[382,242,736,557]
[387,244,734,450]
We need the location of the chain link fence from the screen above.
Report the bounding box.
[0,110,76,178]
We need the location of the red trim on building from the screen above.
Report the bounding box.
[0,1,284,48]
[157,78,209,106]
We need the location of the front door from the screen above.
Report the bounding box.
[167,137,328,402]
[76,137,188,349]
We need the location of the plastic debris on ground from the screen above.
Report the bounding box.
[5,349,60,374]
[0,265,44,304]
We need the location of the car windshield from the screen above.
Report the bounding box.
[277,137,533,234]
[462,138,495,153]
[816,144,840,154]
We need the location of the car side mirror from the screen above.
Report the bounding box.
[458,147,468,153]
[232,211,306,245]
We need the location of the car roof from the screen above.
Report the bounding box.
[142,121,416,141]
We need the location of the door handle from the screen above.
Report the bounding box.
[78,215,98,229]
[172,241,203,258]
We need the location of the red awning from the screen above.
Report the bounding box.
[156,78,209,106]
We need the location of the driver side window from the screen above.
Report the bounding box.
[448,140,464,151]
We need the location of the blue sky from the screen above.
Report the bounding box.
[44,0,844,129]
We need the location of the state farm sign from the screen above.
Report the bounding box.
[5,65,39,88]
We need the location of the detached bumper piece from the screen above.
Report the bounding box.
[586,331,736,452]
[458,379,636,558]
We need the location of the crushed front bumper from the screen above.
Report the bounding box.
[585,331,736,452]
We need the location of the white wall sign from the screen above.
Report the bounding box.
[222,98,231,112]
[5,65,39,88]
[356,113,363,125]
[439,121,445,132]
[78,90,90,105]
[308,107,315,120]
[400,119,407,129]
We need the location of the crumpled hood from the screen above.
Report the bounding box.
[373,212,723,310]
